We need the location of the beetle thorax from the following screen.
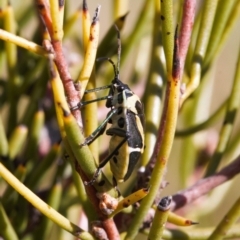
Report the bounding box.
[111,82,140,113]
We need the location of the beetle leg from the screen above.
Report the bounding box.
[80,108,118,147]
[98,135,128,168]
[70,84,113,111]
[84,167,101,186]
[112,177,121,197]
[84,84,112,93]
[71,95,112,111]
[85,135,128,185]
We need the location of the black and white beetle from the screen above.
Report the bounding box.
[72,27,145,187]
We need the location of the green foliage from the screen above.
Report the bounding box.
[0,0,240,239]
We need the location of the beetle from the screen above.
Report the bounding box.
[72,27,145,187]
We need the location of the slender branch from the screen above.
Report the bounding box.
[35,0,53,36]
[141,225,240,239]
[36,0,82,128]
[125,24,180,240]
[0,203,18,240]
[81,0,91,48]
[149,196,172,239]
[0,163,94,240]
[52,41,82,127]
[179,0,197,80]
[205,47,240,176]
[140,0,164,168]
[208,195,240,240]
[102,218,120,240]
[175,97,229,137]
[171,154,240,211]
[180,0,219,105]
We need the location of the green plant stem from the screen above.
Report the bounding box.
[77,6,100,96]
[2,165,26,207]
[18,58,47,95]
[62,109,116,196]
[58,0,65,31]
[183,6,201,78]
[0,29,49,56]
[13,198,28,234]
[179,65,215,185]
[37,182,63,240]
[194,0,219,65]
[63,8,81,37]
[225,132,240,161]
[178,103,197,186]
[176,97,228,137]
[82,71,99,162]
[48,62,97,216]
[178,0,197,79]
[63,139,96,221]
[208,196,240,240]
[202,2,240,78]
[148,197,171,240]
[81,0,91,48]
[125,26,180,240]
[141,0,165,167]
[49,0,63,41]
[0,113,8,157]
[0,163,95,240]
[21,68,49,126]
[181,0,219,105]
[113,0,128,20]
[203,0,239,73]
[8,125,28,160]
[25,110,45,162]
[0,202,19,240]
[49,61,115,209]
[24,143,60,189]
[160,0,174,76]
[4,3,18,132]
[205,47,240,176]
[141,225,240,239]
[71,162,96,221]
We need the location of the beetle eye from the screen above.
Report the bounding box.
[117,86,124,92]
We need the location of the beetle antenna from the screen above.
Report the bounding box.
[96,25,121,79]
[97,57,118,78]
[114,24,121,78]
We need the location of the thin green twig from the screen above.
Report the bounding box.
[148,196,171,239]
[208,196,240,240]
[160,0,174,77]
[125,22,180,240]
[8,125,28,160]
[4,4,18,132]
[0,203,19,240]
[142,225,240,239]
[205,47,240,176]
[141,0,165,167]
[203,0,240,74]
[36,182,63,239]
[176,97,228,137]
[0,113,8,157]
[0,29,49,56]
[0,163,95,240]
[180,0,219,105]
